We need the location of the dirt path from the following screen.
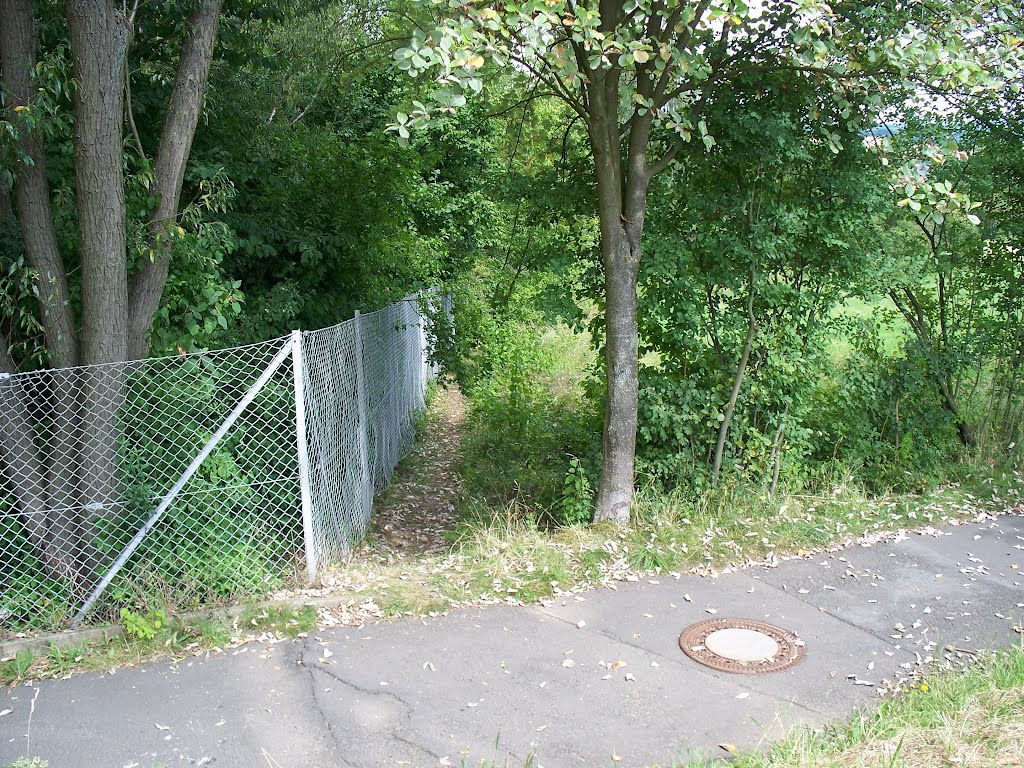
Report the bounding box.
[368,386,466,557]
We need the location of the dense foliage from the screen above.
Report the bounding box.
[1,0,1022,585]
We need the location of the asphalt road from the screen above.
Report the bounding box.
[2,514,1022,768]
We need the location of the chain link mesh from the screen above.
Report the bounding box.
[0,293,443,634]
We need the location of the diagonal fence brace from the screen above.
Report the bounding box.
[70,337,296,627]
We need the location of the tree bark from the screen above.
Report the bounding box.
[66,0,129,366]
[126,0,224,360]
[0,0,80,368]
[0,0,93,588]
[596,225,641,524]
[66,0,131,525]
[0,344,50,566]
[588,67,648,524]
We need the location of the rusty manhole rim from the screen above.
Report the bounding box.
[678,618,805,675]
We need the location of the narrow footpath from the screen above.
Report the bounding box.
[368,386,465,557]
[2,513,1022,768]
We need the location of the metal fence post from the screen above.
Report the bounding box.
[387,306,399,473]
[417,293,428,408]
[353,311,372,521]
[291,330,317,582]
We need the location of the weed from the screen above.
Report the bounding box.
[45,644,86,677]
[1,650,34,683]
[188,616,232,646]
[120,607,167,641]
[559,456,594,527]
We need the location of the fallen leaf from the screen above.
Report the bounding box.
[610,660,628,670]
[719,743,739,754]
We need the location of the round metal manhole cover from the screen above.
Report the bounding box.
[679,618,805,674]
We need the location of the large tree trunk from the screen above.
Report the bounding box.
[596,226,641,524]
[0,0,91,587]
[589,72,648,524]
[0,0,79,368]
[0,344,52,570]
[66,0,129,367]
[126,0,224,360]
[66,0,130,536]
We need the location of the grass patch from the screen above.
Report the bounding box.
[827,295,907,364]
[352,458,1021,620]
[0,603,317,686]
[676,644,1024,768]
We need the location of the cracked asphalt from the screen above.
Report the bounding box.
[2,514,1023,768]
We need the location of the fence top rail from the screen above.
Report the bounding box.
[0,292,432,384]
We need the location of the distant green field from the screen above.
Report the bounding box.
[828,295,908,364]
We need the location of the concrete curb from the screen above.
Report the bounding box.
[0,625,125,658]
[0,593,362,659]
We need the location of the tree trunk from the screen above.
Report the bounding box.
[0,0,80,368]
[588,76,648,524]
[596,227,641,524]
[66,0,130,526]
[66,0,129,367]
[768,403,790,501]
[0,0,94,588]
[0,344,51,568]
[889,288,975,448]
[126,0,224,360]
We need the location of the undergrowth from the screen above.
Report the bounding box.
[676,644,1024,768]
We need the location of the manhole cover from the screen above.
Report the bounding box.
[679,618,805,674]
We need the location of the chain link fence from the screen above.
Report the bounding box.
[0,292,446,635]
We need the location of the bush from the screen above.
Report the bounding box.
[459,315,601,526]
[808,320,962,492]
